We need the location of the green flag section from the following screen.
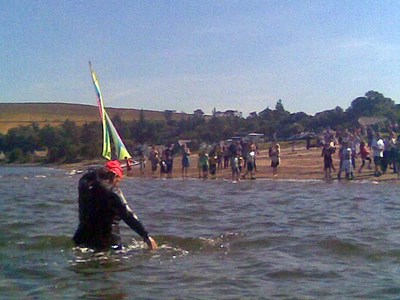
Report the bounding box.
[89,62,132,161]
[104,112,132,160]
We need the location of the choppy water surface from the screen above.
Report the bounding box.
[1,166,400,299]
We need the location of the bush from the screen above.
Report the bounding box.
[7,148,24,163]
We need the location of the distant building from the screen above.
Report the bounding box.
[248,111,258,118]
[246,132,264,143]
[225,132,264,143]
[34,149,48,157]
[214,109,243,118]
[194,109,205,118]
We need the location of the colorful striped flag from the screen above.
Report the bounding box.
[89,62,132,161]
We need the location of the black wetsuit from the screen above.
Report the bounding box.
[73,168,150,251]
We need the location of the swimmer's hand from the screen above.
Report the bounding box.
[145,236,158,250]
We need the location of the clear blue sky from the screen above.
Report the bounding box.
[1,0,400,117]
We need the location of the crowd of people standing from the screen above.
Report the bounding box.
[120,126,400,181]
[320,127,400,181]
[124,139,282,181]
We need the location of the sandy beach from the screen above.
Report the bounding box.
[62,144,399,182]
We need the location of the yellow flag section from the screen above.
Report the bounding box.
[89,62,132,161]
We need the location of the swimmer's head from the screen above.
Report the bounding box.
[104,160,123,180]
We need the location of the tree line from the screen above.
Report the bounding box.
[0,90,399,164]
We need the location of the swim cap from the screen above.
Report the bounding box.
[104,160,123,179]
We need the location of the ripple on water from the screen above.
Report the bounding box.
[2,168,400,299]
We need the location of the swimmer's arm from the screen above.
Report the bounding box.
[113,190,158,250]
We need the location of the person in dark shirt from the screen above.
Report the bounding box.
[73,160,157,251]
[321,142,335,179]
[164,144,175,178]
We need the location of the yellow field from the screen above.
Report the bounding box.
[0,103,192,134]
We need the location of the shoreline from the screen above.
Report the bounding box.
[55,146,399,183]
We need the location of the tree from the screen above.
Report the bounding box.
[64,144,80,162]
[289,122,304,135]
[164,110,174,125]
[0,133,4,151]
[244,115,261,132]
[38,125,67,162]
[80,122,102,159]
[177,118,189,137]
[7,148,24,163]
[1,89,398,163]
[111,114,123,130]
[4,125,39,154]
[258,100,292,138]
[278,112,311,137]
[311,106,347,131]
[347,91,397,122]
[275,99,285,112]
[62,119,80,141]
[39,125,63,149]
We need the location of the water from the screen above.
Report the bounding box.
[1,166,400,299]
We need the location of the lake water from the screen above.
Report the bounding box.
[1,166,400,299]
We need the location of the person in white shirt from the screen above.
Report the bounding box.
[371,132,384,177]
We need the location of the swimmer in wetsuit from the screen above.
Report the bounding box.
[73,160,157,251]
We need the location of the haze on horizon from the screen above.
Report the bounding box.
[1,1,400,117]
